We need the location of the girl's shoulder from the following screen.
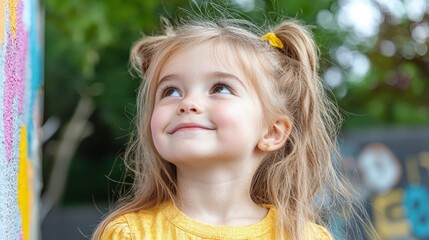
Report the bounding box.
[100,214,131,240]
[100,204,167,240]
[268,207,333,239]
[307,223,333,240]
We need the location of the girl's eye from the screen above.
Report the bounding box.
[161,87,181,98]
[211,83,233,94]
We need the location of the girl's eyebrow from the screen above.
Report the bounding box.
[157,71,247,89]
[157,74,180,86]
[206,71,244,85]
[207,71,249,92]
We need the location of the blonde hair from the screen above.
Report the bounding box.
[92,17,352,240]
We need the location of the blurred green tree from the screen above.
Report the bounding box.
[319,0,429,127]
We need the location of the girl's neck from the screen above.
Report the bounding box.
[175,162,268,226]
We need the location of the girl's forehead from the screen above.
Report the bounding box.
[157,41,252,81]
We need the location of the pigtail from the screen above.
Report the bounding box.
[130,36,166,75]
[130,18,175,76]
[272,21,322,128]
[256,21,345,240]
[273,21,318,74]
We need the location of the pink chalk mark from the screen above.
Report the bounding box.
[3,0,28,162]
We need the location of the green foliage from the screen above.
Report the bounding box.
[337,14,429,128]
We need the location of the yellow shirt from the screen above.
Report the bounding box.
[100,202,333,240]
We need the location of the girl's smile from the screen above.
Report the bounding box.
[168,122,215,134]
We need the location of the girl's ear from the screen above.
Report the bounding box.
[257,118,292,152]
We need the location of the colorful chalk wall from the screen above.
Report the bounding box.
[0,0,43,239]
[340,128,429,240]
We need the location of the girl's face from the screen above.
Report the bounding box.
[150,43,267,167]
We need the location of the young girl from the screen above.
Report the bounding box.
[93,16,350,240]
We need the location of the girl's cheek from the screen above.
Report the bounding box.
[150,108,164,133]
[150,109,164,152]
[151,105,174,133]
[213,104,243,125]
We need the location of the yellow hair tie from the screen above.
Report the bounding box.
[261,32,284,49]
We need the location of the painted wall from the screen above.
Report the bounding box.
[0,0,43,239]
[339,128,429,240]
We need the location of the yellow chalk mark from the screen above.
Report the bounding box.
[391,203,405,219]
[373,189,409,239]
[8,0,18,40]
[18,126,31,240]
[419,152,429,172]
[405,157,420,184]
[0,0,6,43]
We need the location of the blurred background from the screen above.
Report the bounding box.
[41,0,429,239]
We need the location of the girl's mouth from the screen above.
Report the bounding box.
[169,123,213,134]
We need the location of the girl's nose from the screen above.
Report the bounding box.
[177,97,203,114]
